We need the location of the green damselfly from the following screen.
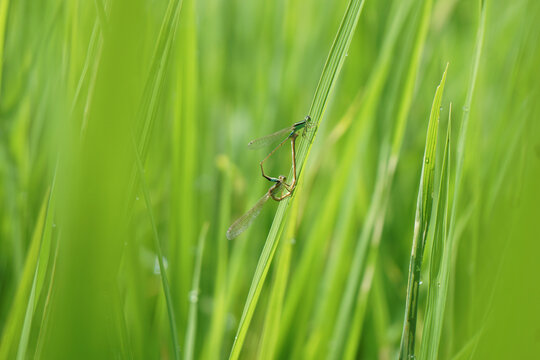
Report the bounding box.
[248,116,311,191]
[226,175,292,240]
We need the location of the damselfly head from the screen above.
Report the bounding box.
[304,115,314,131]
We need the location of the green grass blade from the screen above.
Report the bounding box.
[257,199,298,360]
[201,162,232,360]
[347,267,389,360]
[136,0,184,160]
[398,64,447,359]
[16,179,58,360]
[419,106,452,359]
[341,214,383,360]
[132,137,180,360]
[328,142,392,360]
[389,0,433,160]
[444,1,487,352]
[228,1,366,358]
[328,1,433,358]
[448,0,487,248]
[0,190,50,360]
[255,191,311,360]
[184,222,209,360]
[276,1,414,352]
[169,0,198,345]
[3,0,539,358]
[0,0,11,99]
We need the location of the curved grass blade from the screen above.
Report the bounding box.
[419,105,452,360]
[257,184,301,360]
[328,0,433,357]
[132,136,180,360]
[398,64,448,360]
[136,0,184,160]
[228,0,366,358]
[170,0,199,346]
[184,222,209,360]
[247,127,294,150]
[0,189,51,360]
[448,0,487,247]
[445,0,487,351]
[276,1,414,353]
[0,0,9,98]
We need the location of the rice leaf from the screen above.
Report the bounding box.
[398,63,447,360]
[257,194,298,360]
[278,1,414,354]
[328,0,434,358]
[419,106,452,359]
[228,0,366,358]
[133,138,180,360]
[184,222,209,360]
[0,189,50,360]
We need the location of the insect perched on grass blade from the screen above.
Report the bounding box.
[226,175,292,240]
[248,116,311,191]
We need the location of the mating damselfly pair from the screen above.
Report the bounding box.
[226,116,312,240]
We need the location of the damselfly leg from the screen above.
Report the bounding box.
[259,132,300,190]
[255,116,310,190]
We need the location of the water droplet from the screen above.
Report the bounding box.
[136,196,140,201]
[463,106,470,112]
[439,106,443,111]
[52,223,57,228]
[425,158,430,164]
[419,280,423,285]
[290,238,296,245]
[437,281,441,287]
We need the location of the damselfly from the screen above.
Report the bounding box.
[226,175,291,240]
[248,116,311,191]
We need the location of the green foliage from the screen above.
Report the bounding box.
[229,0,366,358]
[420,110,451,360]
[399,64,447,360]
[1,0,540,359]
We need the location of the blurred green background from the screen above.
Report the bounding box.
[1,0,539,359]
